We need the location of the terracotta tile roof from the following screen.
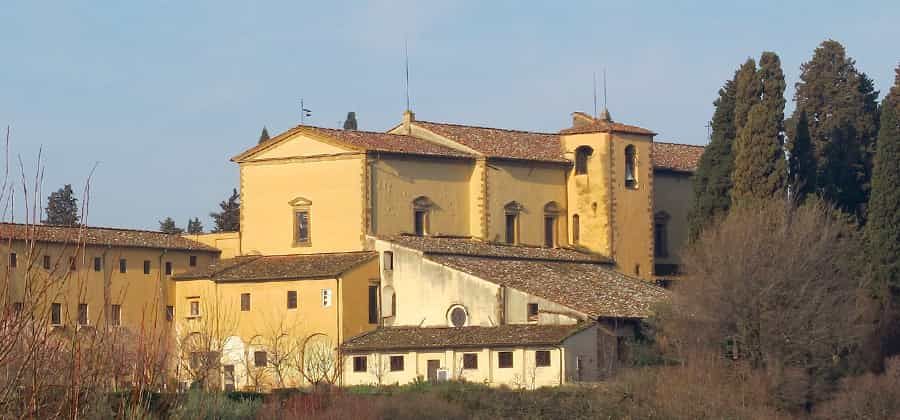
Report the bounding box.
[652,141,705,173]
[379,235,611,263]
[232,125,474,162]
[411,121,569,163]
[342,323,591,352]
[173,251,376,282]
[0,223,219,252]
[429,254,667,319]
[560,112,657,136]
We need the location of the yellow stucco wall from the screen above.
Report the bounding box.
[184,232,241,259]
[338,258,380,340]
[562,132,613,256]
[370,156,472,237]
[609,134,655,278]
[250,133,351,160]
[484,161,569,246]
[240,155,366,255]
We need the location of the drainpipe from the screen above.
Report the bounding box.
[557,345,564,385]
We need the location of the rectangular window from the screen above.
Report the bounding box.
[165,262,172,275]
[505,214,517,244]
[544,216,556,248]
[189,300,199,317]
[368,285,378,324]
[535,350,551,367]
[390,355,404,372]
[240,293,250,311]
[43,255,51,270]
[9,253,16,268]
[572,214,580,244]
[498,351,513,368]
[254,351,267,367]
[78,303,89,326]
[143,260,151,275]
[110,304,121,326]
[383,251,393,270]
[322,289,332,308]
[287,291,298,309]
[51,302,61,325]
[94,257,102,272]
[295,210,310,244]
[463,353,478,370]
[414,210,427,236]
[527,303,539,322]
[119,259,127,273]
[189,255,197,267]
[166,305,174,321]
[353,356,367,372]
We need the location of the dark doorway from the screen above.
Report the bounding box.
[427,360,440,382]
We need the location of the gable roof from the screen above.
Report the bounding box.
[409,121,569,163]
[342,323,591,352]
[379,235,666,319]
[232,125,474,162]
[173,251,376,282]
[0,223,219,252]
[560,112,657,136]
[652,141,705,173]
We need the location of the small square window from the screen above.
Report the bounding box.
[535,350,551,367]
[119,259,127,274]
[93,257,102,272]
[527,303,539,322]
[463,353,478,370]
[166,305,174,321]
[240,293,251,311]
[353,356,367,372]
[498,351,513,368]
[189,255,197,267]
[9,253,16,268]
[383,251,393,271]
[390,355,404,372]
[287,291,297,309]
[50,302,62,325]
[110,304,121,326]
[165,262,173,275]
[189,301,200,317]
[78,303,89,326]
[43,255,51,270]
[143,260,151,275]
[254,351,267,367]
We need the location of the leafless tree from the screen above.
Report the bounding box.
[175,299,238,390]
[298,333,341,388]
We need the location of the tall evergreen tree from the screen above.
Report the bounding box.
[210,189,240,232]
[258,127,270,144]
[732,52,787,205]
[787,111,816,202]
[186,217,204,234]
[689,77,737,238]
[43,184,80,226]
[733,58,762,133]
[159,217,184,234]
[792,40,879,220]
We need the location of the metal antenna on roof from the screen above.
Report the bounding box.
[603,68,608,111]
[592,72,598,118]
[404,38,411,112]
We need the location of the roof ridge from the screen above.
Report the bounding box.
[415,120,557,136]
[299,125,421,138]
[425,251,608,263]
[0,222,184,236]
[654,140,705,148]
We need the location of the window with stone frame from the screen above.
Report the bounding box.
[289,197,313,246]
[504,201,523,244]
[412,196,433,236]
[624,145,638,189]
[543,202,561,248]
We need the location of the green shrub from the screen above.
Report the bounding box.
[169,391,261,420]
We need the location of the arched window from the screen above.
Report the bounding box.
[503,201,523,244]
[543,202,560,248]
[574,146,593,175]
[624,145,637,189]
[572,214,580,244]
[412,196,433,236]
[654,212,670,258]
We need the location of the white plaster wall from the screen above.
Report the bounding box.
[562,324,601,382]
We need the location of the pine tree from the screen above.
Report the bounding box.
[259,127,270,144]
[210,189,240,232]
[787,111,816,202]
[186,217,204,234]
[689,76,737,239]
[43,184,80,226]
[732,52,788,205]
[792,40,879,220]
[159,217,184,234]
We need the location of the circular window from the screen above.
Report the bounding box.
[447,305,468,327]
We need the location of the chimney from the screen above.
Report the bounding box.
[343,112,358,130]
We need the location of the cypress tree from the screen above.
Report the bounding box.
[787,111,816,202]
[792,40,879,220]
[159,217,184,234]
[210,189,240,232]
[732,52,787,206]
[186,217,204,234]
[43,184,80,226]
[259,127,270,144]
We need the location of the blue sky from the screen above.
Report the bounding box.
[2,1,898,230]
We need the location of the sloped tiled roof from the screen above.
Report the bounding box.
[652,141,704,173]
[342,323,591,352]
[410,121,568,163]
[173,251,376,282]
[232,125,473,162]
[560,112,657,136]
[379,235,666,319]
[0,223,219,252]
